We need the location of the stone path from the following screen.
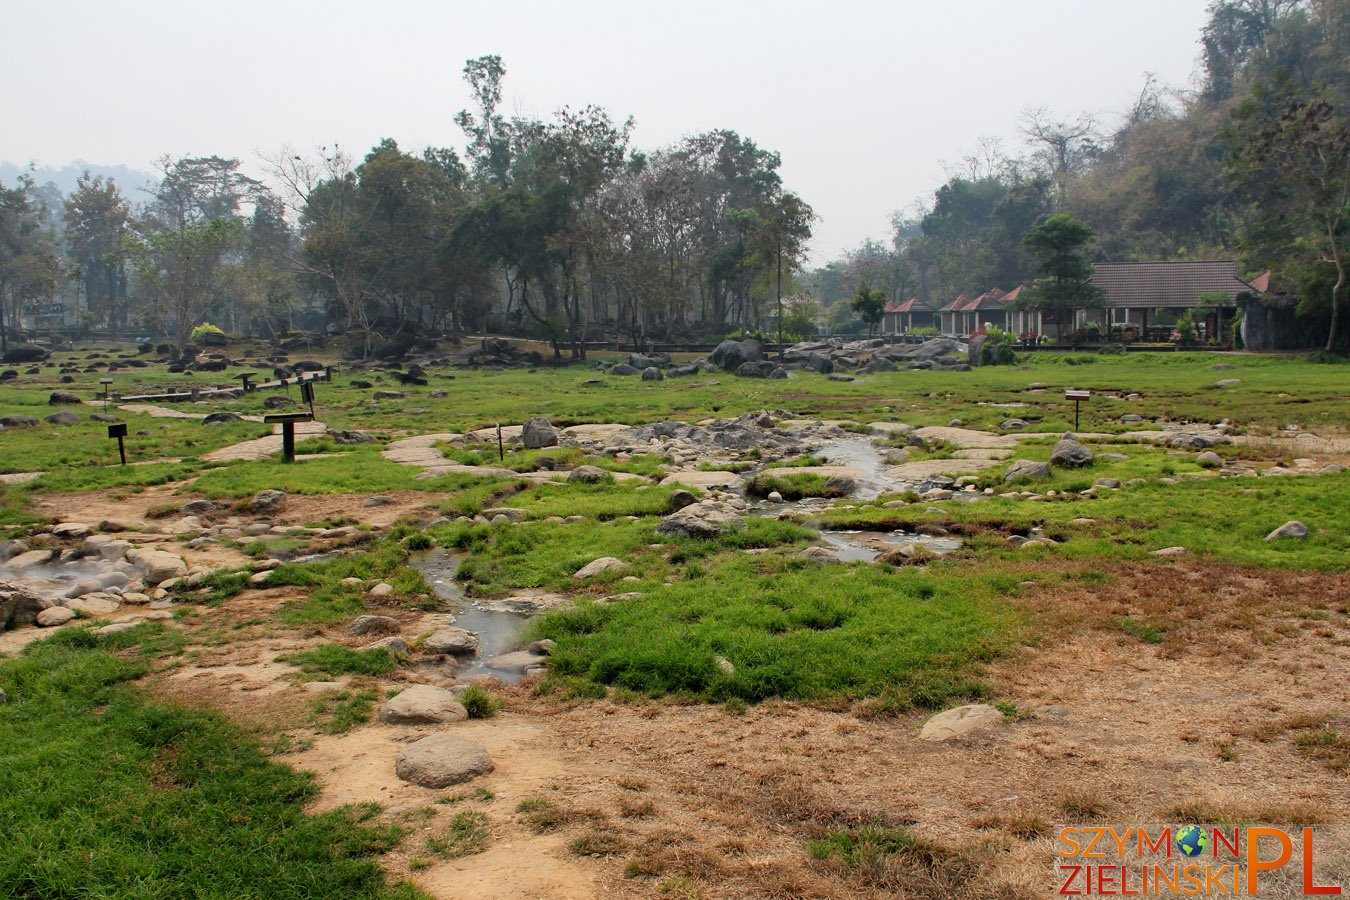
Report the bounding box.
[202,421,328,462]
[115,403,266,422]
[0,472,44,485]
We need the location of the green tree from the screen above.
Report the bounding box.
[1012,213,1107,341]
[850,280,887,336]
[128,217,244,355]
[63,173,131,333]
[1227,85,1349,351]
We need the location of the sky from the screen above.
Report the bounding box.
[1,0,1213,264]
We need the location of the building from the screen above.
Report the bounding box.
[1087,259,1257,341]
[882,297,938,335]
[938,289,1018,337]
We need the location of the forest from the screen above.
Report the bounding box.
[1,0,1346,356]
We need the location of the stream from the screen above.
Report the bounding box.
[407,548,534,682]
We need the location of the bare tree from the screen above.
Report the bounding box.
[1019,106,1102,179]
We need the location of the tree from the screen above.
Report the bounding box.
[1012,213,1107,341]
[0,176,59,352]
[1227,81,1350,351]
[64,173,130,333]
[850,280,887,336]
[128,217,243,355]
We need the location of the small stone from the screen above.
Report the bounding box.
[919,704,1002,742]
[358,636,409,654]
[378,685,468,725]
[248,571,273,586]
[766,490,784,503]
[573,557,629,579]
[567,465,610,484]
[347,615,400,636]
[1153,546,1188,557]
[395,735,494,787]
[366,583,395,601]
[249,489,287,514]
[92,622,137,636]
[1264,520,1308,541]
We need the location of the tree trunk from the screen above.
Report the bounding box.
[1326,219,1345,353]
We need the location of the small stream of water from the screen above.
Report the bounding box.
[408,548,534,682]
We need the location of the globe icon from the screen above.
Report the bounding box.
[1177,825,1209,858]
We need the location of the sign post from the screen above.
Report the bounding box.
[1065,389,1091,431]
[99,377,113,412]
[107,423,128,465]
[263,413,315,464]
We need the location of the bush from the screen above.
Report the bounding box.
[460,683,500,719]
[979,326,1017,365]
[190,322,226,345]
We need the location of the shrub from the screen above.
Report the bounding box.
[190,322,226,345]
[460,683,500,719]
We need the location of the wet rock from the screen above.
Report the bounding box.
[767,490,784,502]
[379,685,468,725]
[528,639,557,656]
[657,501,744,538]
[573,557,630,579]
[567,465,610,484]
[422,627,479,656]
[919,704,1002,742]
[396,734,493,787]
[249,489,287,514]
[1265,520,1308,541]
[347,615,400,636]
[521,417,559,449]
[1050,433,1094,468]
[1004,459,1050,482]
[824,473,856,495]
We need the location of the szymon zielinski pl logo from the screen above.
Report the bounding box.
[1056,824,1344,895]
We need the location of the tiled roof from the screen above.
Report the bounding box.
[937,294,975,313]
[889,297,935,314]
[1090,260,1256,309]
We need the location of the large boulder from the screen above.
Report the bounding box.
[346,615,400,636]
[806,352,833,375]
[378,685,468,725]
[1265,520,1309,541]
[521,417,559,449]
[735,360,779,378]
[641,367,664,381]
[966,334,987,367]
[1004,459,1051,482]
[249,490,287,514]
[0,415,39,427]
[1050,433,1094,468]
[657,501,745,539]
[3,346,47,363]
[710,339,763,373]
[45,411,80,425]
[48,391,82,405]
[395,734,494,787]
[0,582,52,629]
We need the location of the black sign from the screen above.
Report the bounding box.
[107,423,128,438]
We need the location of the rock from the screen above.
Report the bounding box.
[573,557,630,579]
[247,571,273,586]
[45,410,79,425]
[364,496,395,507]
[203,411,243,425]
[378,685,468,725]
[126,549,188,583]
[0,415,39,427]
[358,636,409,654]
[710,339,763,373]
[395,734,494,787]
[484,650,548,673]
[641,367,664,381]
[609,364,639,375]
[807,352,833,374]
[827,373,855,382]
[1120,414,1143,423]
[714,655,735,676]
[657,501,745,538]
[1093,478,1122,489]
[919,704,1003,742]
[1169,433,1214,450]
[1004,459,1050,482]
[3,345,48,363]
[35,606,77,627]
[1265,520,1309,541]
[372,390,405,400]
[567,465,610,484]
[262,395,296,409]
[65,594,120,615]
[999,418,1028,430]
[521,417,559,449]
[1196,451,1223,469]
[666,489,697,512]
[482,507,527,522]
[48,391,82,405]
[0,582,53,628]
[824,474,857,495]
[1050,433,1094,468]
[799,546,841,564]
[329,430,376,444]
[1215,378,1241,388]
[93,622,137,636]
[366,583,395,601]
[1153,546,1188,557]
[249,489,286,514]
[347,615,400,636]
[422,627,479,656]
[51,522,92,539]
[528,639,557,656]
[734,360,778,378]
[767,490,784,503]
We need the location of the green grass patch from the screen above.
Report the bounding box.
[426,811,490,859]
[0,629,419,898]
[282,645,400,677]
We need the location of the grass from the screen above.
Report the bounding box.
[517,796,569,832]
[533,556,1021,704]
[264,541,432,624]
[426,811,490,859]
[746,471,840,499]
[281,645,401,677]
[460,683,501,719]
[0,629,420,898]
[312,689,382,734]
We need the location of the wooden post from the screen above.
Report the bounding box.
[497,424,504,462]
[281,421,296,463]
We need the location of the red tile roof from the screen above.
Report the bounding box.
[888,297,935,314]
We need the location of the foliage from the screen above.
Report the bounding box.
[1012,213,1107,341]
[281,645,401,677]
[190,322,226,344]
[979,325,1017,365]
[460,683,501,719]
[850,280,888,337]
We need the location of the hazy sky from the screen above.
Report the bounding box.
[2,0,1213,262]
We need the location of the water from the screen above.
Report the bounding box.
[407,548,533,682]
[819,530,964,562]
[808,436,902,500]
